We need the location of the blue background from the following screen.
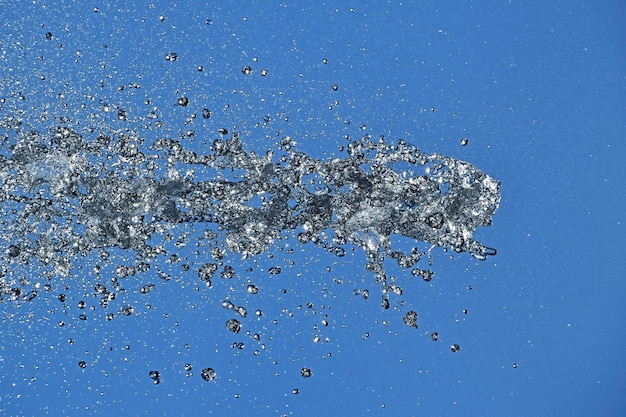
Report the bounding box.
[0,1,625,416]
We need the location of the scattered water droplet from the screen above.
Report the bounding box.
[200,368,216,381]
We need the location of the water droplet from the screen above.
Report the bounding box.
[226,319,242,333]
[140,284,155,294]
[236,306,247,317]
[268,266,281,275]
[403,311,418,328]
[198,263,217,281]
[220,265,235,279]
[6,245,21,258]
[23,291,37,302]
[200,368,216,381]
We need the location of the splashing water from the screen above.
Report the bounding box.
[0,119,500,307]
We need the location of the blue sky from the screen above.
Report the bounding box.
[1,1,625,416]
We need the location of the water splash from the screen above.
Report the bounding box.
[0,120,500,306]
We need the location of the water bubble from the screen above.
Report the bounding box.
[241,66,252,75]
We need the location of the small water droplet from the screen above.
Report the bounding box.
[200,368,216,381]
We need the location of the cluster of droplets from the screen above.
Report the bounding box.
[0,119,500,383]
[0,122,499,305]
